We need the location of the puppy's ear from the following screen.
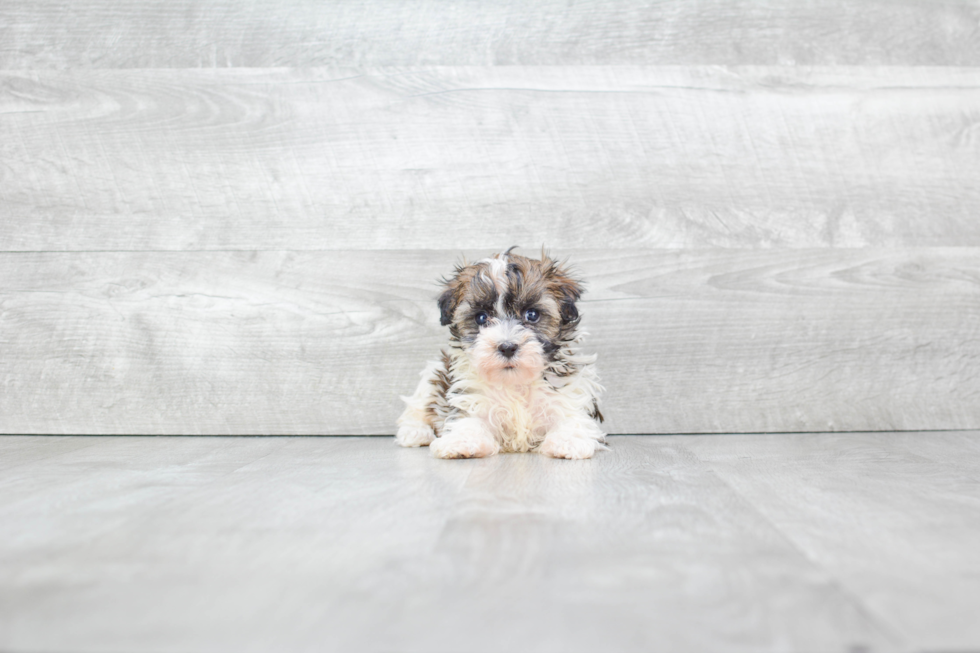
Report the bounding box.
[559,289,580,324]
[543,254,583,326]
[437,286,457,326]
[555,277,582,325]
[437,262,471,327]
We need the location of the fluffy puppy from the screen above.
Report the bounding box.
[396,247,606,459]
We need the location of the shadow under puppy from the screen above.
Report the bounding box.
[396,247,606,459]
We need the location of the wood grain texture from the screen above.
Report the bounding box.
[0,434,922,652]
[3,66,980,251]
[2,0,979,69]
[1,248,977,435]
[685,431,980,650]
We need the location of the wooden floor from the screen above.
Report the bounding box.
[2,434,978,653]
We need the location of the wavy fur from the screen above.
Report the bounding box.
[396,249,606,459]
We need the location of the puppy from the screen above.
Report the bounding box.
[395,247,606,459]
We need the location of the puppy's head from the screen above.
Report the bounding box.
[438,248,582,384]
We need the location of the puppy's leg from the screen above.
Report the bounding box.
[395,359,442,447]
[536,415,607,460]
[430,417,499,459]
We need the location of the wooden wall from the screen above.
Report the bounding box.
[2,2,978,435]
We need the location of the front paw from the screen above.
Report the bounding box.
[536,420,607,459]
[395,422,435,447]
[430,419,498,459]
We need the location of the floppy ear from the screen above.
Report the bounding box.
[437,262,471,327]
[437,286,457,326]
[544,254,583,326]
[559,289,580,324]
[555,278,582,325]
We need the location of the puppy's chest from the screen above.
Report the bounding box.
[470,384,561,441]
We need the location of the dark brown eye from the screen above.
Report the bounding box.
[475,312,489,326]
[523,308,540,323]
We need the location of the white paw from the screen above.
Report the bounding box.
[536,420,607,459]
[430,419,499,459]
[395,422,436,447]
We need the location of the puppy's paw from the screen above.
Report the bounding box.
[395,422,436,447]
[430,419,498,459]
[537,420,607,459]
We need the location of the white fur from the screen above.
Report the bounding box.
[396,336,606,459]
[449,342,605,458]
[430,416,500,458]
[470,318,545,385]
[394,360,439,447]
[537,416,608,459]
[480,256,509,292]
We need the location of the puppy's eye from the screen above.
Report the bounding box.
[475,312,489,326]
[523,308,540,323]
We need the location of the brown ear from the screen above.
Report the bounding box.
[544,254,583,326]
[437,262,471,327]
[556,279,582,325]
[437,286,457,326]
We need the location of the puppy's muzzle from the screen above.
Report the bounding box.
[497,342,519,359]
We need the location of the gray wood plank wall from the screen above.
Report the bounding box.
[1,2,978,435]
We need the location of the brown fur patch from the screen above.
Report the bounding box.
[424,349,456,436]
[590,399,605,423]
[438,262,481,327]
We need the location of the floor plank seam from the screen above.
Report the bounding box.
[690,446,909,650]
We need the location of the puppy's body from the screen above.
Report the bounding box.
[396,249,606,459]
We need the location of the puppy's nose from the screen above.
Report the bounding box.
[498,342,519,359]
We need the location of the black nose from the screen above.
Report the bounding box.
[498,342,519,359]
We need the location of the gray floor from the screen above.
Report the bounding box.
[2,434,979,653]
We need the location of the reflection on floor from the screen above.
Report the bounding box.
[2,433,978,652]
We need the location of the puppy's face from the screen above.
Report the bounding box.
[438,251,582,384]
